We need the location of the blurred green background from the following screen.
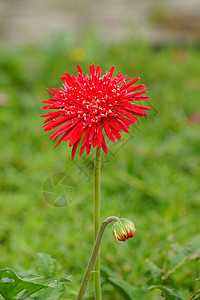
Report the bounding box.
[0,0,200,299]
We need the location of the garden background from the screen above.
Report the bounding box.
[0,0,200,299]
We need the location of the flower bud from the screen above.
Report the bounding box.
[112,218,135,242]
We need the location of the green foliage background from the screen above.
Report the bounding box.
[0,34,199,299]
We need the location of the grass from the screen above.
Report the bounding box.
[0,33,200,299]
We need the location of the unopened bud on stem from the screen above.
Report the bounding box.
[112,218,135,242]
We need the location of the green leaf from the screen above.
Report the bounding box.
[37,253,57,279]
[64,286,78,298]
[169,235,200,267]
[162,235,200,280]
[40,282,65,300]
[59,275,72,283]
[149,285,185,300]
[42,278,61,288]
[21,274,44,282]
[146,259,162,283]
[101,266,146,300]
[39,276,71,299]
[188,289,200,300]
[0,268,47,300]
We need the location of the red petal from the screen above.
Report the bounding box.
[54,130,71,148]
[115,107,140,120]
[101,134,108,154]
[88,123,96,143]
[134,95,150,101]
[126,84,146,93]
[107,65,115,78]
[69,125,85,145]
[112,130,121,141]
[80,127,90,156]
[48,119,77,138]
[77,64,83,75]
[102,118,115,143]
[71,138,81,160]
[122,90,147,99]
[120,77,140,90]
[96,65,101,78]
[86,140,92,155]
[113,115,130,133]
[96,122,103,148]
[89,64,95,78]
[44,116,69,132]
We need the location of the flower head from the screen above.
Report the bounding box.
[112,218,135,242]
[41,64,151,159]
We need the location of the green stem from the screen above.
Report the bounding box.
[77,216,120,300]
[94,148,101,300]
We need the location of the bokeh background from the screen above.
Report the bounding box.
[0,0,200,299]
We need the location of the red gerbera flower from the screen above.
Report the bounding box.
[41,64,151,159]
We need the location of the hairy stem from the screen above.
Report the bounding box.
[77,216,120,299]
[94,147,101,300]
